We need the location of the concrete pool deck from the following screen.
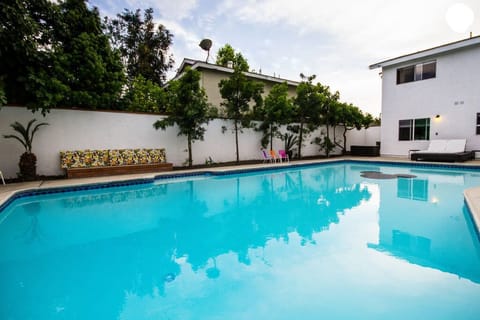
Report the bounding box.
[1,156,480,233]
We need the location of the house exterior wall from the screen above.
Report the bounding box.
[199,68,226,109]
[198,68,297,112]
[380,44,480,156]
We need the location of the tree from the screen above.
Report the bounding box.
[257,82,294,149]
[0,84,6,107]
[291,74,323,159]
[122,75,167,113]
[45,0,125,110]
[219,67,263,163]
[283,133,299,159]
[153,68,217,167]
[216,44,249,72]
[332,102,371,154]
[316,84,340,157]
[0,0,58,111]
[1,0,125,113]
[105,8,174,86]
[3,119,49,181]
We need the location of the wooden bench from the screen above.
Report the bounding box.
[60,149,173,179]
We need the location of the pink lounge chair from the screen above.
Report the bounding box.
[278,150,289,162]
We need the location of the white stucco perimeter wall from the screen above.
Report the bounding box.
[0,106,379,178]
[345,126,380,148]
[1,107,180,178]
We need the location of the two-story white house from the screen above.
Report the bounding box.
[369,36,480,157]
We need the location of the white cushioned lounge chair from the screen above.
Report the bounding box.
[410,139,474,162]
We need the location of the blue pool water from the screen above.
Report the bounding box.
[1,162,480,319]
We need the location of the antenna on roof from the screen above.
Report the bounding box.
[199,39,213,63]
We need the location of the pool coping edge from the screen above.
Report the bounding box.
[464,188,480,235]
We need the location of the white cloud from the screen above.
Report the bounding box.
[125,0,198,20]
[157,18,199,51]
[196,14,216,34]
[155,18,205,77]
[220,0,479,56]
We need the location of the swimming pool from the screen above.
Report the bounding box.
[1,161,479,319]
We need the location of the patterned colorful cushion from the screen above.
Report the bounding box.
[60,150,82,169]
[119,149,138,165]
[61,150,108,168]
[108,149,124,166]
[91,150,109,167]
[149,149,166,163]
[82,150,95,167]
[61,148,166,169]
[135,149,151,164]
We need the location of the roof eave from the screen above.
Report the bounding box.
[174,58,300,86]
[369,35,480,70]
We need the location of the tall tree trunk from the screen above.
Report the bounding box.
[298,121,304,159]
[234,119,239,163]
[343,127,348,154]
[332,125,343,153]
[325,124,330,158]
[187,133,193,167]
[269,124,273,150]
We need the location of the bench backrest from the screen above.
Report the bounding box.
[426,139,466,153]
[426,140,447,152]
[60,148,166,169]
[444,139,466,153]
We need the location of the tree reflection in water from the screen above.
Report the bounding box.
[20,202,44,244]
[0,165,372,319]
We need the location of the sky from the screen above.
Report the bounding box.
[88,0,479,117]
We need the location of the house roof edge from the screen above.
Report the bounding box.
[369,35,480,70]
[173,58,301,86]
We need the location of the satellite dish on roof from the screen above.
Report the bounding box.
[199,39,212,63]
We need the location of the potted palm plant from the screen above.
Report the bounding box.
[3,119,49,181]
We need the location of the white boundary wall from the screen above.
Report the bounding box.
[0,106,380,178]
[346,126,381,148]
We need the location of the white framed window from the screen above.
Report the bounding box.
[397,61,436,84]
[399,118,430,141]
[399,119,413,141]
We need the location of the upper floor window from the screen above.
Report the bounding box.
[397,61,436,84]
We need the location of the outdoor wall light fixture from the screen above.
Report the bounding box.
[435,114,441,119]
